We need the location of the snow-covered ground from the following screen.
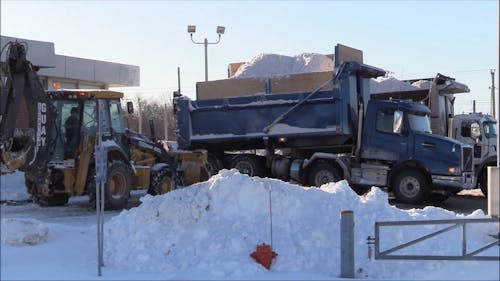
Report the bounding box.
[1,170,499,280]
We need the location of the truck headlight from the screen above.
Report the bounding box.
[448,167,457,174]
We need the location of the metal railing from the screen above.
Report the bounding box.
[367,218,500,261]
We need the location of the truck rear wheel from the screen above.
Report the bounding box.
[207,154,223,177]
[230,155,264,177]
[308,163,342,187]
[105,161,131,210]
[392,170,428,204]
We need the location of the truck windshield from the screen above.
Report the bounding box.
[408,112,431,133]
[483,121,497,138]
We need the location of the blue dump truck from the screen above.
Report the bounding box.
[174,50,475,204]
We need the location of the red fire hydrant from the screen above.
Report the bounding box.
[250,243,278,270]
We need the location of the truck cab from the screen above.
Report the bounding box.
[451,113,497,196]
[361,99,474,202]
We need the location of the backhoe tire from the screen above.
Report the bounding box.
[230,155,264,177]
[308,162,342,187]
[35,194,69,207]
[148,168,175,195]
[104,161,131,210]
[392,169,428,204]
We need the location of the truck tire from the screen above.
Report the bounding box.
[207,154,223,177]
[230,155,264,177]
[392,170,428,204]
[308,163,342,187]
[478,169,488,197]
[104,161,131,210]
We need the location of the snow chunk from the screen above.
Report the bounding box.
[1,218,49,246]
[233,53,333,79]
[0,171,30,201]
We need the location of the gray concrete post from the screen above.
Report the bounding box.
[340,210,355,278]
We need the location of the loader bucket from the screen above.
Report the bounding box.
[178,150,210,185]
[0,130,34,173]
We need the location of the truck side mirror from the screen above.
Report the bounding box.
[126,101,134,114]
[470,122,481,142]
[393,110,403,134]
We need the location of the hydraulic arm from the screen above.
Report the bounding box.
[0,41,57,190]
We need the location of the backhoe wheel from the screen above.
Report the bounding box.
[392,169,428,204]
[35,194,69,207]
[230,155,264,177]
[105,161,131,210]
[308,162,342,187]
[148,168,175,195]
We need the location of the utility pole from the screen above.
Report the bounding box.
[490,69,496,117]
[473,100,476,113]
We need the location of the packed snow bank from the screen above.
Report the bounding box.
[104,170,498,279]
[0,171,29,201]
[1,218,49,246]
[232,53,334,79]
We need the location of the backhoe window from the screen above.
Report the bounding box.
[82,100,110,133]
[109,100,125,133]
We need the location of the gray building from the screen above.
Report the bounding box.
[1,35,140,89]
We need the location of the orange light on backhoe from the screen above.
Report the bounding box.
[53,82,61,89]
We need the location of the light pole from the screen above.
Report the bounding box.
[188,25,225,81]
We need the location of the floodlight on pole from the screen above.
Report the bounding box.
[188,25,225,81]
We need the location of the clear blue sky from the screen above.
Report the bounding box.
[1,0,498,113]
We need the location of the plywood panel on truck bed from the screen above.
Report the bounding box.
[270,71,334,94]
[196,77,267,100]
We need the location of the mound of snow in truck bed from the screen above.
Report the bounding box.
[231,52,428,94]
[104,169,498,280]
[232,53,334,79]
[370,76,422,94]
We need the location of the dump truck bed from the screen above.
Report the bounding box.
[175,89,355,152]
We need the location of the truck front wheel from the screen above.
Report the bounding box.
[478,169,488,197]
[308,163,342,187]
[392,170,428,204]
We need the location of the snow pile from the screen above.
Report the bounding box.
[1,218,49,246]
[232,53,334,79]
[0,171,30,201]
[104,170,496,279]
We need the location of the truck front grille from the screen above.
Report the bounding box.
[462,147,473,172]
